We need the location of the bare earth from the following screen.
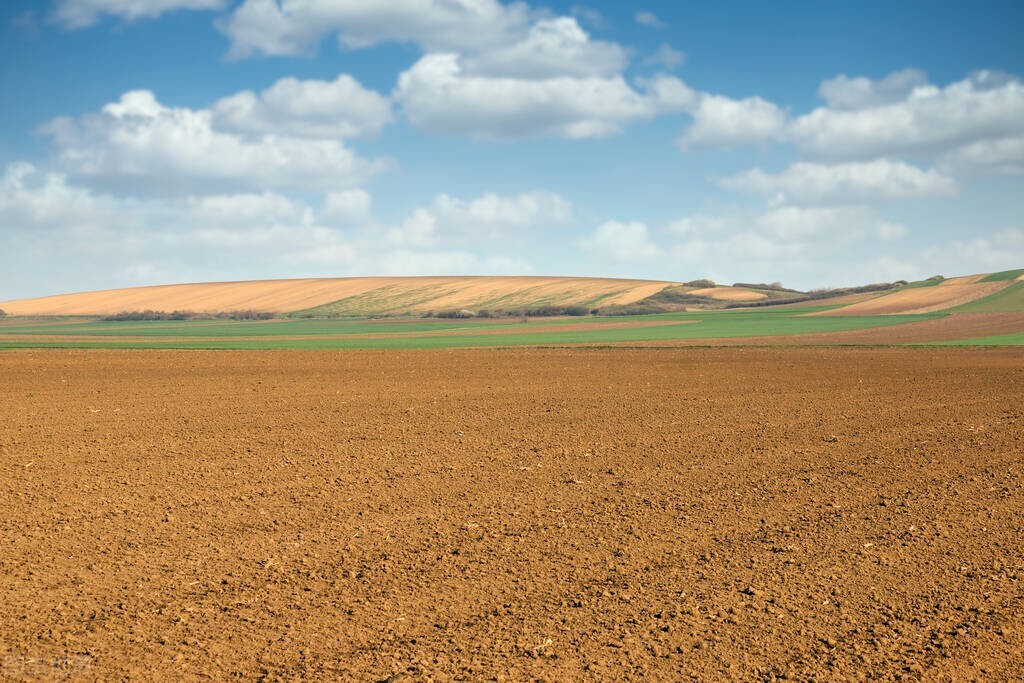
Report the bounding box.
[812,283,1007,316]
[1,348,1022,680]
[628,312,1024,347]
[687,287,767,302]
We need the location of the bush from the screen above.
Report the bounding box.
[596,303,670,316]
[102,310,190,321]
[684,279,716,288]
[523,305,590,317]
[102,309,276,321]
[434,309,476,319]
[216,309,276,320]
[732,282,800,293]
[0,308,6,318]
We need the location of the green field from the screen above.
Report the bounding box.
[927,332,1024,346]
[980,268,1024,282]
[1,307,1003,349]
[948,281,1024,313]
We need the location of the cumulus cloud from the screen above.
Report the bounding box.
[322,189,372,224]
[634,11,666,29]
[920,228,1024,273]
[219,0,532,59]
[387,190,573,247]
[1,161,589,298]
[42,90,387,194]
[211,74,392,138]
[937,136,1024,176]
[791,70,1024,162]
[817,68,928,110]
[581,220,659,261]
[395,53,695,139]
[216,2,702,140]
[0,162,122,230]
[52,0,227,28]
[461,17,626,79]
[677,94,788,149]
[570,5,605,29]
[377,250,533,277]
[663,205,914,287]
[720,159,958,205]
[0,163,361,295]
[674,69,1024,174]
[644,44,685,70]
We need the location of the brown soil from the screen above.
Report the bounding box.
[766,291,888,309]
[1,348,1022,681]
[630,312,1024,347]
[941,274,988,285]
[811,283,1008,316]
[688,287,767,301]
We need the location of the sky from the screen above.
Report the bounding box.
[1,1,1023,298]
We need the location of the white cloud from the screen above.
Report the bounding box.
[920,228,1024,274]
[875,221,908,242]
[395,53,695,139]
[666,214,734,237]
[52,0,227,28]
[218,3,695,138]
[431,191,573,228]
[377,250,532,276]
[937,136,1024,176]
[211,74,392,138]
[186,191,312,229]
[720,159,957,205]
[634,11,666,29]
[322,189,372,224]
[581,220,659,261]
[388,208,438,248]
[42,90,387,194]
[387,190,573,246]
[673,70,1024,172]
[756,206,846,240]
[792,70,1024,161]
[817,68,928,110]
[461,17,626,79]
[0,163,362,295]
[219,0,532,59]
[663,206,914,287]
[677,94,787,149]
[570,5,605,30]
[0,162,122,230]
[644,44,685,70]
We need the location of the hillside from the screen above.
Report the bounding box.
[0,276,678,317]
[1,270,1021,319]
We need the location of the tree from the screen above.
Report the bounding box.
[0,309,6,318]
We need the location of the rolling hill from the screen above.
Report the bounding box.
[0,276,679,317]
[0,270,1021,319]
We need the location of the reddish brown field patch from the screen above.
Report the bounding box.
[1,348,1022,680]
[811,282,1007,315]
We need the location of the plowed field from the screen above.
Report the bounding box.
[1,349,1022,680]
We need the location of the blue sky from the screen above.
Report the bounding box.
[2,0,1023,298]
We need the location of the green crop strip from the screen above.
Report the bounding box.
[0,311,948,349]
[980,268,1024,282]
[947,281,1024,313]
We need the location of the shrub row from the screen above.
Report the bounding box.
[731,282,800,293]
[102,309,276,321]
[426,305,592,319]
